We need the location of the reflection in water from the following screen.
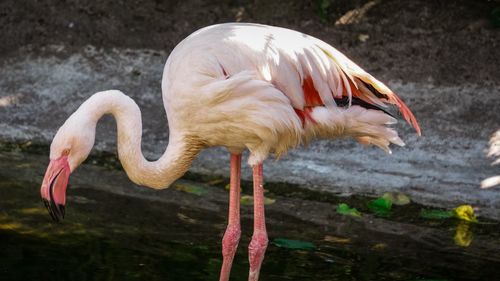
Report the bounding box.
[1,150,500,280]
[454,221,473,247]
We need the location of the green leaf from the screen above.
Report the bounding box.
[264,197,276,205]
[174,184,207,196]
[240,195,252,205]
[382,192,411,205]
[420,209,454,219]
[240,195,275,206]
[454,205,478,222]
[272,238,316,250]
[368,198,392,216]
[336,203,362,217]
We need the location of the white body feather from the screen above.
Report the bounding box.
[161,23,408,165]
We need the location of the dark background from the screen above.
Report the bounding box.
[1,0,499,86]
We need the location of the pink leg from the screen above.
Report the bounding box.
[219,154,242,281]
[248,163,268,281]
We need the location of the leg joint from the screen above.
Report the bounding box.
[248,231,268,258]
[222,225,241,257]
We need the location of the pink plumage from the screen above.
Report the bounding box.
[40,23,420,281]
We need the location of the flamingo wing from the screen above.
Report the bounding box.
[192,23,420,135]
[267,25,421,135]
[164,23,420,158]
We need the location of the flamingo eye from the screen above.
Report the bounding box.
[62,149,70,156]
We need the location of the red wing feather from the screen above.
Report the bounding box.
[302,76,324,107]
[390,93,421,136]
[297,65,421,136]
[345,73,421,136]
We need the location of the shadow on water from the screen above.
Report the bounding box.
[1,142,500,280]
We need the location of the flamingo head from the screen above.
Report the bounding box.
[41,116,95,222]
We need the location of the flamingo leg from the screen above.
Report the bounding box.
[248,163,268,281]
[219,153,242,281]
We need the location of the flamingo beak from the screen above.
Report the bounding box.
[40,156,70,222]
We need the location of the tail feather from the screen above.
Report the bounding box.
[352,74,421,136]
[309,105,405,153]
[344,106,406,153]
[392,94,422,136]
[318,44,421,136]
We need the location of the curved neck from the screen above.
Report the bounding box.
[77,90,202,189]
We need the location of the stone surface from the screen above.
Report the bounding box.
[0,46,499,218]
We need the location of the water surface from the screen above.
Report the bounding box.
[1,145,499,280]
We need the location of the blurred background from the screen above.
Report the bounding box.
[1,0,500,280]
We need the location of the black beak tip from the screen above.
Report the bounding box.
[42,199,65,223]
[58,204,65,219]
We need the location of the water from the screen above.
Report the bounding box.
[1,143,500,280]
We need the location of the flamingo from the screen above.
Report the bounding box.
[482,130,500,188]
[40,23,420,281]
